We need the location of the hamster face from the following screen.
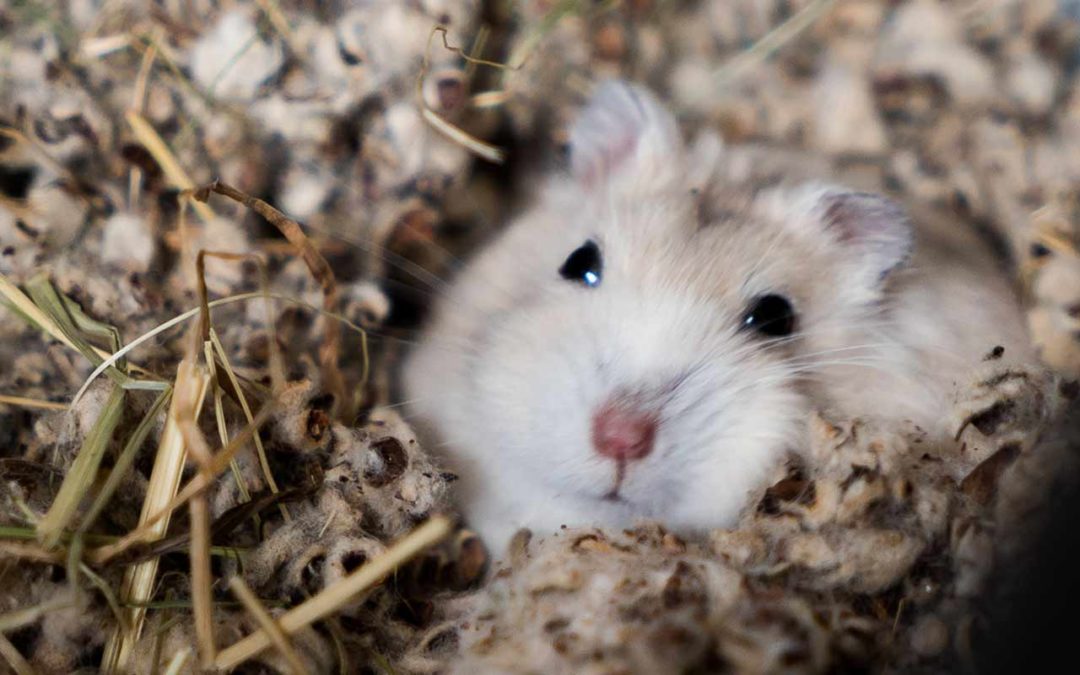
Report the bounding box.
[404,82,913,547]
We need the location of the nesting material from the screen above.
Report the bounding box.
[1025,203,1080,376]
[873,0,996,109]
[1004,45,1059,119]
[444,381,1065,672]
[812,53,889,156]
[101,212,156,273]
[128,605,337,675]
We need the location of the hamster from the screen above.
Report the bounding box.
[403,80,1033,549]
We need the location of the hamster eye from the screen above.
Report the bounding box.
[559,240,602,287]
[742,294,796,337]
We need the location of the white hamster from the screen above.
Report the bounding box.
[403,80,1032,549]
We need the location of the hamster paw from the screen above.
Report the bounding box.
[951,364,1061,464]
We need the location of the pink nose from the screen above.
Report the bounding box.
[591,404,657,462]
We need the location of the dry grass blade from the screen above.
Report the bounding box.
[504,0,618,72]
[505,0,571,70]
[420,107,505,163]
[431,25,515,71]
[192,252,267,522]
[70,291,261,406]
[206,32,261,99]
[0,272,87,355]
[186,181,346,416]
[0,596,74,633]
[77,388,172,535]
[1022,206,1080,290]
[0,633,37,675]
[126,111,215,223]
[161,647,191,675]
[229,576,308,675]
[79,33,132,59]
[0,395,67,411]
[21,275,164,386]
[1030,206,1079,257]
[147,592,175,675]
[197,250,285,391]
[714,0,838,86]
[464,24,490,79]
[192,253,271,413]
[130,32,218,121]
[0,540,66,563]
[205,340,256,516]
[36,384,126,549]
[214,515,453,670]
[130,32,157,115]
[54,281,124,358]
[174,360,219,669]
[255,0,304,61]
[419,26,506,163]
[123,487,306,564]
[186,184,334,314]
[72,291,369,407]
[325,619,349,675]
[0,525,242,562]
[24,275,128,385]
[2,274,162,389]
[89,401,276,566]
[128,31,158,209]
[210,329,288,520]
[0,462,60,485]
[470,90,510,108]
[80,562,129,634]
[101,360,210,674]
[189,487,215,667]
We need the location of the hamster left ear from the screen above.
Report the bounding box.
[819,190,914,281]
[570,79,683,188]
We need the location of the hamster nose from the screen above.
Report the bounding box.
[591,404,657,462]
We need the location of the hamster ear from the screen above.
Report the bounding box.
[570,80,683,188]
[818,190,914,282]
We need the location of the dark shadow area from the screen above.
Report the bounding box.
[974,400,1080,673]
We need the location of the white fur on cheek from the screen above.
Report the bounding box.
[407,262,807,548]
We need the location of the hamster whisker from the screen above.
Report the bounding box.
[764,359,937,398]
[378,398,427,411]
[363,328,487,358]
[740,357,893,386]
[299,220,455,295]
[748,322,901,351]
[758,322,972,365]
[780,346,905,366]
[298,175,469,288]
[786,359,901,373]
[778,342,900,359]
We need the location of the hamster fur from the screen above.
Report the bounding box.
[403,80,1032,549]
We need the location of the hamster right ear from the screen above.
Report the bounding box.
[570,80,684,189]
[761,183,914,291]
[819,190,914,281]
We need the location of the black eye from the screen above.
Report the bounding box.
[559,240,602,287]
[742,294,796,337]
[1030,242,1051,259]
